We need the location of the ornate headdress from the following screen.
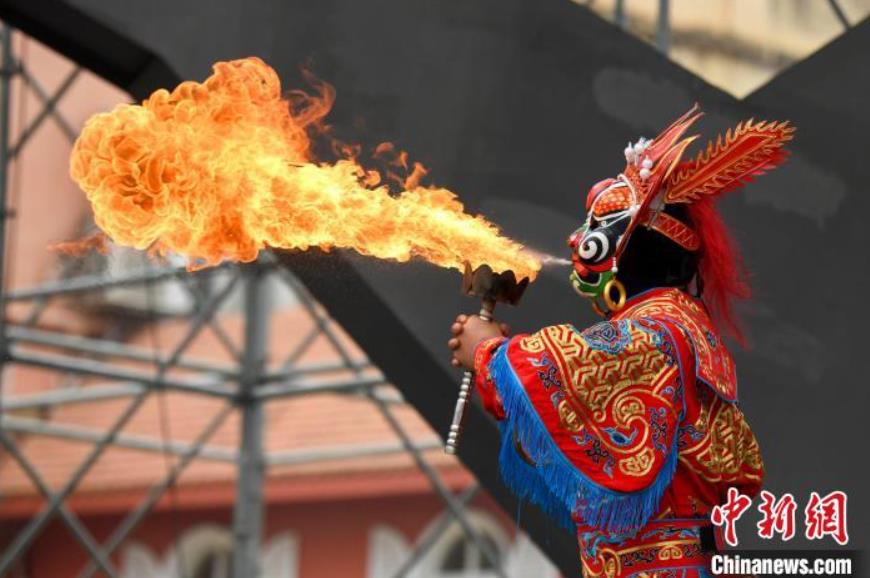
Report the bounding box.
[569,104,794,322]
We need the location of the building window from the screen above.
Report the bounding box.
[120,526,299,578]
[190,543,233,578]
[176,526,234,578]
[420,510,509,578]
[367,512,559,578]
[439,531,502,574]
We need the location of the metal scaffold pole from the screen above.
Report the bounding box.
[0,24,13,379]
[614,0,627,30]
[0,22,510,575]
[656,0,670,54]
[232,263,270,578]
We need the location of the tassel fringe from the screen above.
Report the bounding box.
[489,346,679,534]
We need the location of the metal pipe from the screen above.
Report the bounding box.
[0,273,239,574]
[177,272,243,361]
[233,265,270,578]
[3,409,435,469]
[6,274,240,400]
[207,316,243,361]
[274,265,364,371]
[4,264,214,301]
[2,415,237,461]
[266,438,442,466]
[656,0,670,54]
[389,485,480,578]
[9,67,80,159]
[0,24,13,381]
[0,431,120,578]
[826,0,851,29]
[614,0,627,30]
[18,255,88,327]
[259,359,373,384]
[16,61,77,141]
[253,374,388,400]
[276,260,505,574]
[280,323,321,366]
[2,375,401,410]
[0,393,151,574]
[2,383,143,410]
[75,404,235,578]
[372,395,508,578]
[9,348,236,398]
[8,325,238,378]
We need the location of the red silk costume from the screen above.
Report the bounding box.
[462,105,791,577]
[473,288,764,577]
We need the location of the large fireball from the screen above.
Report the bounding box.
[69,57,540,279]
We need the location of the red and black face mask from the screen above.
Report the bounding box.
[566,104,794,315]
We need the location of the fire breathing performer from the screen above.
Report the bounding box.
[447,105,793,577]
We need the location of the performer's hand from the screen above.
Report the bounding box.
[447,314,509,370]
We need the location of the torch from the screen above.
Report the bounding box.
[444,262,530,454]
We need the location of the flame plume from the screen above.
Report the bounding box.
[69,57,540,279]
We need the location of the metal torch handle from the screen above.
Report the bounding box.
[445,300,495,454]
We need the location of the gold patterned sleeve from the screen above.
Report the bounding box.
[485,318,690,531]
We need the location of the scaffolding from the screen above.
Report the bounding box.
[0,23,509,578]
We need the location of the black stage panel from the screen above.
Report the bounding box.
[2,0,866,565]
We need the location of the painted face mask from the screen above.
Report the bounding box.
[568,178,634,303]
[566,105,794,315]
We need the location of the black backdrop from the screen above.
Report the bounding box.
[2,0,867,572]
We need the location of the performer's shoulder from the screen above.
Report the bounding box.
[618,288,739,401]
[524,318,681,361]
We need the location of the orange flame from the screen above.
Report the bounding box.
[69,57,540,279]
[50,232,110,256]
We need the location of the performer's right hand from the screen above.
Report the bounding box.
[447,314,510,369]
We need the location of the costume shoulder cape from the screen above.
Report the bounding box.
[473,289,738,532]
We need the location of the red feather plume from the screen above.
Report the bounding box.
[666,119,794,204]
[687,198,751,344]
[665,117,793,344]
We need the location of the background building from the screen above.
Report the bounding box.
[0,24,559,578]
[1,1,867,577]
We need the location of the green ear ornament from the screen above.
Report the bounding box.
[571,269,626,317]
[569,269,613,300]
